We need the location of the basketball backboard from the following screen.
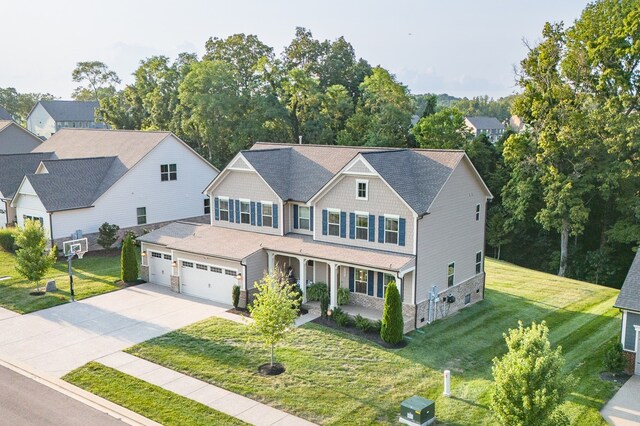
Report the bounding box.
[62,238,88,258]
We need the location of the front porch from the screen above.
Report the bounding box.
[302,301,415,333]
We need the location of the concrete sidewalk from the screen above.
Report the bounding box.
[98,352,316,426]
[601,375,640,425]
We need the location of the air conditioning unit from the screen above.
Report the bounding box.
[399,395,435,426]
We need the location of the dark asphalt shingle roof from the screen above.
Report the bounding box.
[615,250,640,312]
[0,152,54,199]
[25,157,118,211]
[0,106,12,121]
[38,100,99,122]
[465,116,504,130]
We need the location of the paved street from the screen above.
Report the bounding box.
[0,363,123,426]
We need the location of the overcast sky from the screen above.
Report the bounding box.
[1,1,589,99]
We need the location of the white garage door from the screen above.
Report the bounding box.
[148,251,172,287]
[180,261,237,305]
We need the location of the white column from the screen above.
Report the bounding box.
[329,263,338,308]
[298,257,307,303]
[267,251,275,273]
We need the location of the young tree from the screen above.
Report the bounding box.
[249,268,300,367]
[491,321,570,426]
[120,233,138,283]
[14,219,57,293]
[97,222,120,250]
[380,281,404,344]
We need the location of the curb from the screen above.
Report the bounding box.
[0,357,160,426]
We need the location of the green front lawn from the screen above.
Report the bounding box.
[0,249,127,313]
[64,362,246,426]
[76,258,618,425]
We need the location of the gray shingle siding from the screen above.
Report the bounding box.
[615,250,640,312]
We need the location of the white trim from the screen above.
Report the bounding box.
[354,211,370,241]
[327,207,341,213]
[383,215,400,245]
[634,324,640,353]
[622,311,628,349]
[344,157,377,174]
[355,179,369,201]
[326,208,341,237]
[447,261,455,288]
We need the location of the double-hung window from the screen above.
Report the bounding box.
[355,213,368,240]
[328,210,340,236]
[384,216,399,244]
[240,200,250,224]
[355,269,368,294]
[476,251,483,274]
[160,164,177,181]
[447,262,455,287]
[219,198,229,221]
[475,204,481,221]
[298,206,310,230]
[137,207,147,225]
[356,179,368,200]
[262,203,273,227]
[382,274,395,298]
[23,215,43,226]
[204,199,210,215]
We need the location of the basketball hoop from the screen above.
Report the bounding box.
[62,237,89,302]
[76,251,85,260]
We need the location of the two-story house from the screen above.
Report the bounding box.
[615,249,640,375]
[26,100,108,139]
[464,116,505,143]
[0,120,43,154]
[138,143,492,332]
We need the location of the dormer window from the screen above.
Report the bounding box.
[356,179,368,200]
[161,164,177,181]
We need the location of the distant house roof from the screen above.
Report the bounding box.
[615,250,640,312]
[0,152,54,199]
[465,116,504,130]
[0,106,12,121]
[238,143,475,215]
[37,100,99,122]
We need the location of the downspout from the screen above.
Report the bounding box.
[48,212,55,250]
[240,259,248,307]
[482,198,491,301]
[413,212,428,330]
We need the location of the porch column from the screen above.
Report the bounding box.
[329,262,338,308]
[298,257,307,303]
[267,251,275,273]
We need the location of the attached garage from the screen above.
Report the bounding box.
[148,251,172,287]
[180,260,238,305]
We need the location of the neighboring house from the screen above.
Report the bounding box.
[508,115,526,133]
[464,116,505,143]
[614,250,640,375]
[26,100,107,139]
[139,143,493,332]
[0,121,43,154]
[0,106,13,121]
[0,152,54,228]
[10,129,218,248]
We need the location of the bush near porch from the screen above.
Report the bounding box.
[121,258,621,425]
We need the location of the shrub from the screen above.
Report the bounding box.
[320,293,329,319]
[371,320,382,333]
[307,282,328,302]
[331,307,351,327]
[603,341,626,373]
[232,284,240,309]
[380,281,404,344]
[97,222,119,250]
[120,233,138,282]
[0,228,17,252]
[337,287,351,305]
[354,314,372,332]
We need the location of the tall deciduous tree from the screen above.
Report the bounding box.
[72,61,121,101]
[14,219,57,294]
[0,87,55,124]
[412,106,471,149]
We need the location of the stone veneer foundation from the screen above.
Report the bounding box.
[348,292,416,333]
[170,275,180,293]
[140,265,149,282]
[623,351,636,375]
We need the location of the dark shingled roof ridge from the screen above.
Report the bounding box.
[615,250,640,312]
[0,152,55,199]
[38,100,99,122]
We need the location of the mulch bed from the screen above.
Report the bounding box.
[115,279,146,288]
[312,317,408,349]
[29,290,46,296]
[258,363,285,376]
[599,372,632,384]
[226,307,308,318]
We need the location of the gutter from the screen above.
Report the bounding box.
[48,212,55,249]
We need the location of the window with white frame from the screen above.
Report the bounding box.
[298,206,310,230]
[240,200,250,224]
[219,198,229,221]
[22,215,43,226]
[328,210,340,236]
[160,164,177,181]
[447,262,455,287]
[204,198,210,215]
[356,179,368,200]
[211,266,222,273]
[382,273,395,298]
[262,202,273,227]
[476,251,482,274]
[384,216,399,244]
[355,269,368,294]
[356,213,368,240]
[475,204,481,221]
[182,261,193,268]
[137,207,147,225]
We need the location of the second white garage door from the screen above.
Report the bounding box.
[180,261,238,305]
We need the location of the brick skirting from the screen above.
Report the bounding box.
[623,350,636,375]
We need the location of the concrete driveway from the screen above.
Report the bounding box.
[0,284,230,378]
[601,375,640,425]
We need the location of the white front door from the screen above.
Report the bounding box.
[180,261,237,305]
[148,251,172,287]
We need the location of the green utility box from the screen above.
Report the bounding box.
[399,395,435,426]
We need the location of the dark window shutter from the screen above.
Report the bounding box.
[257,202,262,226]
[250,201,256,225]
[399,218,406,246]
[349,212,355,239]
[378,216,384,243]
[348,267,354,292]
[322,209,328,235]
[367,270,374,296]
[368,214,375,242]
[293,204,299,229]
[273,204,279,228]
[214,197,219,221]
[340,212,347,238]
[310,207,314,231]
[377,272,384,298]
[229,198,235,223]
[235,200,240,223]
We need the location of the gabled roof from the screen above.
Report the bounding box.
[0,107,12,121]
[615,250,640,312]
[465,116,504,130]
[0,121,13,132]
[0,152,54,199]
[37,100,99,122]
[25,157,118,211]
